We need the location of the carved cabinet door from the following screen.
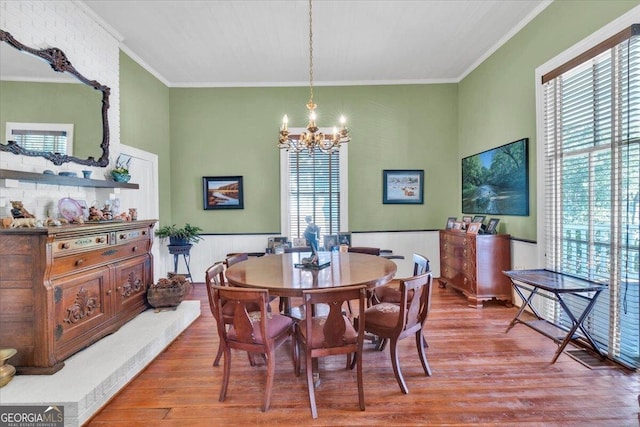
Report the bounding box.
[113,255,150,318]
[52,266,112,361]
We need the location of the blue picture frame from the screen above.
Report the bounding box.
[383,170,424,204]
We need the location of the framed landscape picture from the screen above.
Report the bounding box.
[203,176,244,210]
[383,169,424,204]
[462,138,529,215]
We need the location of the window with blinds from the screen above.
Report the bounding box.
[5,122,74,155]
[541,25,639,368]
[280,134,348,248]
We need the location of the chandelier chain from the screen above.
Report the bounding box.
[308,0,314,104]
[277,0,350,153]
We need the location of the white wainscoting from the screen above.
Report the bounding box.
[155,231,541,307]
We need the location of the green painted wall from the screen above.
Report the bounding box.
[168,84,458,233]
[118,0,639,238]
[1,81,102,159]
[119,52,172,224]
[458,0,639,240]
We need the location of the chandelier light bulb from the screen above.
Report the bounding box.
[282,114,289,131]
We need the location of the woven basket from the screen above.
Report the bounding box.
[147,276,190,309]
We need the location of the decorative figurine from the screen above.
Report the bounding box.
[10,201,35,219]
[302,215,320,265]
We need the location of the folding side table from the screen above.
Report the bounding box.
[503,269,607,364]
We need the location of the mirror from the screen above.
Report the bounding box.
[0,29,110,167]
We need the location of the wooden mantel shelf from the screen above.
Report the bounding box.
[0,169,139,189]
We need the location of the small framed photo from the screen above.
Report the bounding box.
[471,215,486,224]
[486,218,500,234]
[446,217,457,229]
[203,176,244,210]
[323,234,338,251]
[467,222,482,234]
[452,221,463,230]
[292,237,307,247]
[383,170,424,204]
[337,233,351,246]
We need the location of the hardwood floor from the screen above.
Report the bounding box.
[87,283,639,426]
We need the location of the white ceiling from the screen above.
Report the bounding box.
[81,0,550,88]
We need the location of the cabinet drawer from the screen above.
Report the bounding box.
[115,227,152,244]
[51,241,149,277]
[53,233,111,255]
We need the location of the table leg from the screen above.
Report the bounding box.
[552,290,605,363]
[506,284,540,333]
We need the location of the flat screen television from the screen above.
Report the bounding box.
[461,138,529,216]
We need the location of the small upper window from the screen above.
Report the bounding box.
[5,122,74,155]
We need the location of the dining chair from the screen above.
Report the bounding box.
[295,285,367,418]
[205,262,261,367]
[373,253,430,304]
[347,246,381,256]
[361,271,433,394]
[224,252,249,268]
[211,284,297,412]
[225,253,283,312]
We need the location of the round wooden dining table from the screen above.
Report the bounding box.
[225,252,397,297]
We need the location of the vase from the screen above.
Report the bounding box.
[111,171,131,183]
[0,348,17,388]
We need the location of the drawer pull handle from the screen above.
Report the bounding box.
[142,231,147,235]
[96,237,105,243]
[120,234,127,240]
[75,259,85,266]
[61,243,70,249]
[132,246,138,252]
[107,289,112,295]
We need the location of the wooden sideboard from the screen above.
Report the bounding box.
[438,229,512,308]
[0,220,156,374]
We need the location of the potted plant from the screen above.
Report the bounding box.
[155,223,203,246]
[110,165,131,183]
[111,156,132,182]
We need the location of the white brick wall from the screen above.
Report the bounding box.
[0,0,121,218]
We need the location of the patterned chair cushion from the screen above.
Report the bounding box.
[228,312,293,344]
[364,302,400,330]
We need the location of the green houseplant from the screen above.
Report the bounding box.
[155,223,203,246]
[110,165,131,183]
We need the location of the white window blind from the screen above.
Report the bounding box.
[280,133,348,248]
[542,25,639,368]
[6,122,74,155]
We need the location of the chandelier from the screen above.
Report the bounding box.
[278,0,350,153]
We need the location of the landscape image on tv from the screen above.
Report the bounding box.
[462,138,529,216]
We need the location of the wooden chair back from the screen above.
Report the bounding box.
[297,285,367,418]
[412,253,430,275]
[396,272,433,338]
[224,252,249,268]
[348,246,381,256]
